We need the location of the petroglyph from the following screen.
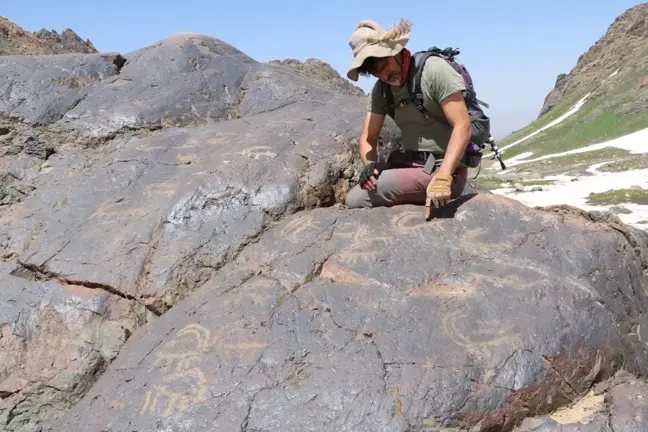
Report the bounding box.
[110,401,125,411]
[319,260,379,286]
[441,309,520,358]
[280,213,321,243]
[140,321,268,418]
[141,324,211,419]
[239,146,277,159]
[90,198,147,223]
[209,320,268,362]
[207,136,227,145]
[459,228,498,254]
[403,273,477,299]
[335,226,394,265]
[144,182,177,198]
[390,210,431,236]
[172,138,201,149]
[135,142,166,152]
[140,368,209,418]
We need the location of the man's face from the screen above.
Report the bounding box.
[373,55,402,86]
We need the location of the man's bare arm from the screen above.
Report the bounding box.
[436,92,471,176]
[359,111,385,165]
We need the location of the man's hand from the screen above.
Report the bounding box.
[425,172,453,218]
[357,111,385,191]
[358,162,381,191]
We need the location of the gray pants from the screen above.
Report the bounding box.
[344,151,468,208]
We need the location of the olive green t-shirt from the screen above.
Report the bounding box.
[367,56,466,157]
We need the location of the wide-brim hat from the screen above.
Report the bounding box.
[347,19,412,82]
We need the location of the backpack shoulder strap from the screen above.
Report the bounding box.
[377,79,396,119]
[408,47,448,118]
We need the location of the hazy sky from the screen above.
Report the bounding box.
[3,0,643,138]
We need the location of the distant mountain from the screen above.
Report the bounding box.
[495,3,648,163]
[477,3,648,232]
[267,58,366,97]
[0,16,97,55]
[539,3,648,117]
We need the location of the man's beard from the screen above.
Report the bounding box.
[385,72,402,87]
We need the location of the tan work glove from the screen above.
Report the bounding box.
[425,172,453,218]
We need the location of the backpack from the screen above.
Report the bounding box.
[381,46,489,122]
[379,46,502,174]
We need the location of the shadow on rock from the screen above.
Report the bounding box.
[426,192,479,220]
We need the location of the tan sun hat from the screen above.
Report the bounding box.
[346,19,412,82]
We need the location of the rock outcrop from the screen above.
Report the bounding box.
[48,198,648,432]
[2,29,648,432]
[0,32,398,432]
[515,370,648,431]
[538,3,648,117]
[0,16,97,56]
[268,58,365,97]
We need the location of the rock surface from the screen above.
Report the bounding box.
[538,3,648,116]
[0,32,400,432]
[0,16,97,56]
[49,199,648,431]
[268,58,365,97]
[3,27,648,432]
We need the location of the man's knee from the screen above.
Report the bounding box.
[344,185,372,208]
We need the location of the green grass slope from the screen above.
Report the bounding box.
[495,3,648,164]
[498,71,648,162]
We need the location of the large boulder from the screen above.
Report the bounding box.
[0,33,400,432]
[0,34,357,138]
[0,53,120,125]
[3,31,648,432]
[49,197,648,431]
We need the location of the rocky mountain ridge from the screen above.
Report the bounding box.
[538,2,648,117]
[267,58,365,97]
[0,16,97,56]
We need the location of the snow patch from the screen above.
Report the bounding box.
[492,160,648,229]
[497,126,648,169]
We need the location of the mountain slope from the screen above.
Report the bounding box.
[539,3,648,117]
[0,16,97,55]
[475,3,648,229]
[497,3,648,161]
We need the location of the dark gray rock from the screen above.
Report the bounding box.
[0,261,148,432]
[0,53,119,125]
[55,34,356,137]
[0,31,402,431]
[59,35,257,136]
[49,196,648,432]
[0,98,376,315]
[4,29,647,432]
[267,58,366,97]
[1,34,360,139]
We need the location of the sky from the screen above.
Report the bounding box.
[3,0,644,139]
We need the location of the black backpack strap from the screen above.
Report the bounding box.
[408,50,435,118]
[378,80,396,119]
